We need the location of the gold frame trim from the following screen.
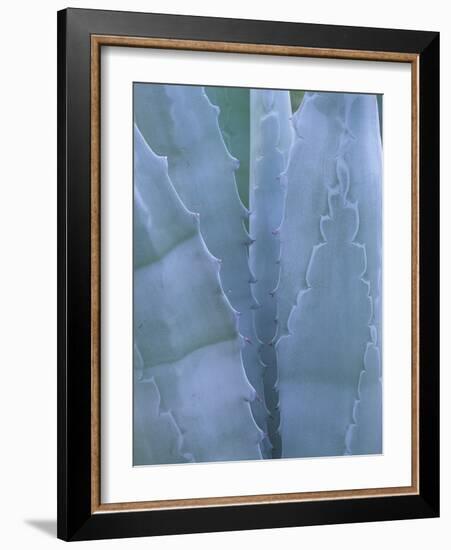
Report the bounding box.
[90,35,420,514]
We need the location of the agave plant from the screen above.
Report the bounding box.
[133,83,382,464]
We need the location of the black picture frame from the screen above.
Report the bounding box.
[57,7,439,542]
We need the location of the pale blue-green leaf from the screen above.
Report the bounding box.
[249,89,293,457]
[134,343,189,464]
[276,92,351,340]
[336,94,383,455]
[277,192,372,457]
[134,125,263,464]
[342,94,383,349]
[204,86,250,208]
[345,344,382,455]
[134,83,269,454]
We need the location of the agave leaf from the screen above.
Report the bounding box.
[133,125,263,464]
[345,343,383,455]
[204,86,250,208]
[335,95,383,455]
[135,83,270,455]
[249,89,293,457]
[277,191,372,457]
[134,343,189,465]
[342,94,383,348]
[275,92,351,341]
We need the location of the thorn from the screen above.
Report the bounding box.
[370,325,377,344]
[269,289,276,297]
[232,157,240,170]
[271,228,280,235]
[244,336,253,345]
[254,392,264,404]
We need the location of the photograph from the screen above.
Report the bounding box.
[0,0,445,547]
[133,84,383,465]
[53,6,440,541]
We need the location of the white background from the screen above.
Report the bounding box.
[102,48,412,503]
[0,0,448,548]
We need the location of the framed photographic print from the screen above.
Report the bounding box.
[57,8,439,541]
